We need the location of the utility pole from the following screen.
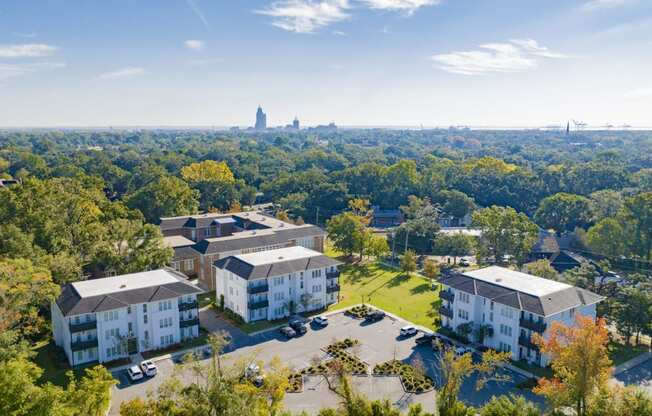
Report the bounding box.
[391,231,397,260]
[316,207,320,227]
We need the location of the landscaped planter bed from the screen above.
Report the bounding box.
[373,360,434,393]
[345,305,373,319]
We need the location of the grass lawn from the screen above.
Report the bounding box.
[329,261,440,330]
[608,341,649,366]
[198,290,216,308]
[32,339,113,387]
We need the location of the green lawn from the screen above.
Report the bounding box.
[32,339,110,387]
[608,341,649,366]
[329,261,440,330]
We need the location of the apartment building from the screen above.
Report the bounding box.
[214,246,341,323]
[52,269,203,367]
[163,235,200,278]
[439,266,603,366]
[158,211,326,290]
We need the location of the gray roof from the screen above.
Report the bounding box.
[56,271,203,317]
[173,245,201,261]
[194,225,325,255]
[440,269,603,317]
[531,230,560,254]
[215,253,341,280]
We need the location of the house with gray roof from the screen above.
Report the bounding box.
[157,211,326,290]
[214,246,341,323]
[439,266,603,366]
[52,269,203,366]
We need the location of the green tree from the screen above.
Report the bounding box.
[181,160,237,211]
[127,175,199,223]
[534,192,593,233]
[93,219,173,275]
[423,259,440,280]
[479,394,540,416]
[586,217,626,258]
[612,286,652,345]
[472,206,539,265]
[327,212,367,258]
[400,250,417,276]
[524,259,559,280]
[432,234,474,264]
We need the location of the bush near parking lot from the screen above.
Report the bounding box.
[345,304,373,319]
[373,360,434,393]
[287,373,303,393]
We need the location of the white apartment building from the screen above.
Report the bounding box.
[439,266,603,366]
[214,246,342,323]
[52,269,203,367]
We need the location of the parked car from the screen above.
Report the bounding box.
[364,310,386,322]
[127,365,144,381]
[399,326,418,337]
[289,320,307,335]
[459,258,470,267]
[245,363,265,387]
[415,333,436,345]
[455,346,472,356]
[280,325,297,338]
[140,360,157,377]
[312,316,329,327]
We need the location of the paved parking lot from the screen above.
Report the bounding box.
[109,312,543,415]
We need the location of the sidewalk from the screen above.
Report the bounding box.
[613,351,651,375]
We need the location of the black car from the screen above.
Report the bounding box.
[280,326,296,338]
[289,320,307,335]
[364,310,386,322]
[415,333,436,345]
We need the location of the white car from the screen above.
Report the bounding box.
[313,316,329,327]
[140,360,157,377]
[127,365,144,381]
[399,326,418,337]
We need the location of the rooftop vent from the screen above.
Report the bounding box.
[278,256,284,260]
[120,284,127,289]
[495,278,502,283]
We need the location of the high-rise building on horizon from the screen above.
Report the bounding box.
[292,116,300,129]
[255,106,267,130]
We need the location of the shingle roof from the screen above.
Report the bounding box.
[172,245,200,261]
[55,270,203,317]
[531,230,560,254]
[440,266,603,317]
[215,248,341,280]
[194,225,325,255]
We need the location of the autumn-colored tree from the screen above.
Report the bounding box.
[533,315,612,416]
[423,259,440,281]
[400,249,417,276]
[348,198,373,225]
[181,160,237,211]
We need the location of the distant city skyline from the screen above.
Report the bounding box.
[1,0,651,127]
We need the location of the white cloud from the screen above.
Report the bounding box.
[0,61,65,80]
[580,0,633,12]
[256,0,350,34]
[358,0,439,15]
[625,87,652,98]
[184,39,205,51]
[0,43,57,58]
[96,67,146,80]
[431,39,567,75]
[332,30,347,36]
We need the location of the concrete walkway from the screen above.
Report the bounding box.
[614,352,652,375]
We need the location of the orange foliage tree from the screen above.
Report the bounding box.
[533,315,612,416]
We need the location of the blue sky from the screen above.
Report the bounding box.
[1,0,651,127]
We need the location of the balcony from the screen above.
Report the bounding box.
[248,300,269,310]
[518,335,540,351]
[440,290,454,303]
[247,284,269,294]
[71,338,98,352]
[439,306,453,319]
[326,270,340,279]
[519,317,546,333]
[326,284,340,293]
[69,320,97,333]
[180,317,200,328]
[178,300,199,312]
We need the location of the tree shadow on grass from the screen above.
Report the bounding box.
[386,273,410,288]
[410,283,431,295]
[343,263,375,285]
[426,299,442,319]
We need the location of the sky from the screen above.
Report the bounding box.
[0,0,651,128]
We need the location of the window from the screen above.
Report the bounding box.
[457,309,469,320]
[499,342,512,352]
[204,228,211,237]
[128,322,133,334]
[312,285,322,293]
[77,351,83,362]
[273,276,285,286]
[127,306,131,314]
[159,317,173,328]
[103,310,118,321]
[144,330,149,340]
[143,304,147,313]
[500,306,514,319]
[143,314,148,324]
[171,261,180,271]
[569,308,575,318]
[273,292,285,301]
[490,312,494,322]
[459,292,470,304]
[311,269,322,278]
[105,328,120,340]
[499,324,513,337]
[185,259,194,270]
[158,300,173,312]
